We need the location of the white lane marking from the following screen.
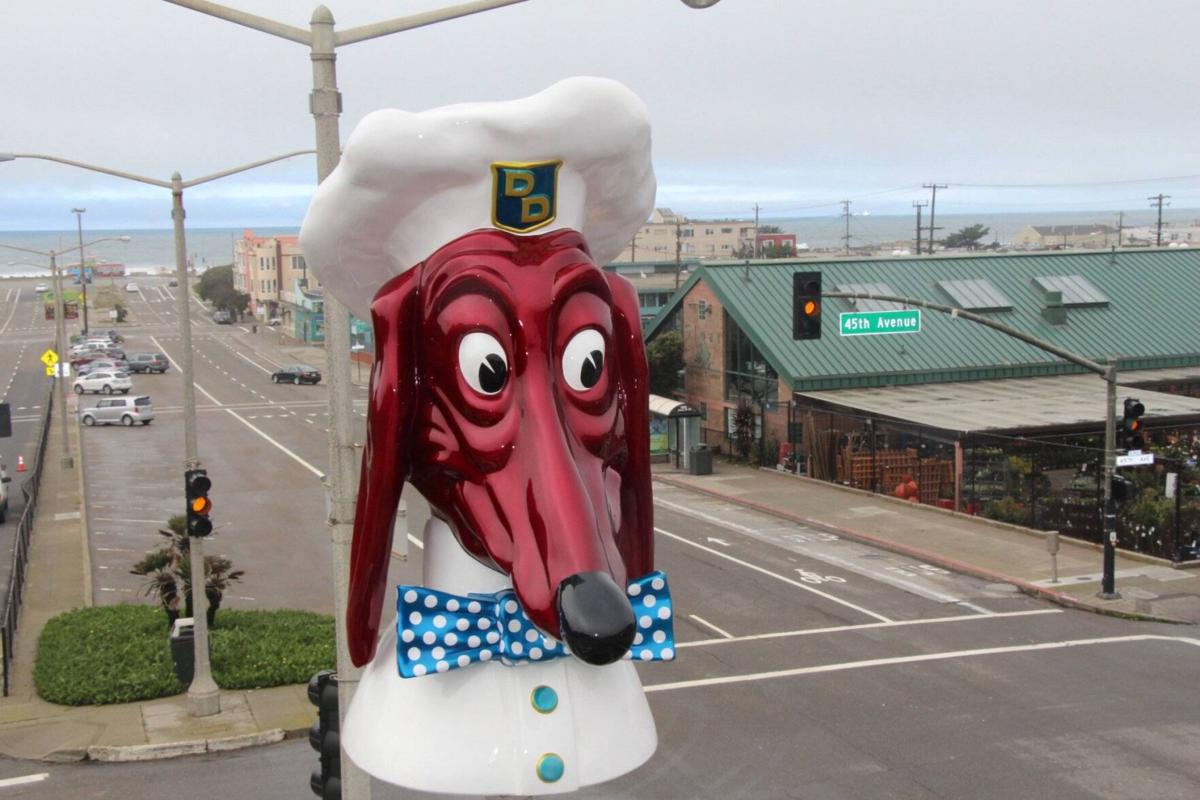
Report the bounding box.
[223,410,322,478]
[151,334,323,479]
[677,609,1062,650]
[93,517,174,524]
[657,527,892,623]
[656,495,992,614]
[163,286,176,301]
[688,614,734,639]
[816,551,993,615]
[0,288,21,334]
[0,773,49,788]
[646,635,1200,693]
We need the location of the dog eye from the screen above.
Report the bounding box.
[562,328,605,392]
[458,332,508,395]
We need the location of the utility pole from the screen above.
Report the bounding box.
[913,201,928,255]
[630,231,638,263]
[1148,193,1170,246]
[923,183,947,254]
[674,218,682,289]
[1116,211,1124,248]
[841,200,852,256]
[72,208,89,334]
[753,203,761,258]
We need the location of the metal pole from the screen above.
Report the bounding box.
[173,174,220,715]
[308,9,370,798]
[50,252,73,469]
[1099,361,1119,599]
[72,209,90,335]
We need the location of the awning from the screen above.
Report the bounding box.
[649,394,701,418]
[796,371,1200,436]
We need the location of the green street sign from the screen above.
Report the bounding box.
[840,309,921,336]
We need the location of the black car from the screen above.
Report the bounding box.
[213,310,233,324]
[271,364,321,385]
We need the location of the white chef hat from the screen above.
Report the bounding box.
[299,76,656,320]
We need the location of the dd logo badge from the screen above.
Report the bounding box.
[491,160,561,233]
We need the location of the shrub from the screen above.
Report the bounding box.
[35,605,335,706]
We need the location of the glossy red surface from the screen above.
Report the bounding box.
[347,229,653,666]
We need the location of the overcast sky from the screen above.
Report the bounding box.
[4,0,1199,230]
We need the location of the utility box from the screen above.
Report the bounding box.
[689,444,712,476]
[170,617,195,686]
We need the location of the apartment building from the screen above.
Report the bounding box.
[614,208,757,263]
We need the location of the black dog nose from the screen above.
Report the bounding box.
[557,571,635,665]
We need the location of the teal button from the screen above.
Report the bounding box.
[536,753,565,783]
[530,685,558,714]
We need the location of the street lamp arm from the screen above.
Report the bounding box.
[0,237,129,259]
[3,153,169,188]
[335,0,530,46]
[181,149,317,188]
[824,291,1109,377]
[161,0,311,45]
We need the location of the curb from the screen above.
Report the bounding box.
[653,474,1193,627]
[84,729,285,763]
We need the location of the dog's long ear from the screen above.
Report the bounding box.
[348,268,420,667]
[604,272,654,577]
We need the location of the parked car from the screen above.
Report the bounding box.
[0,464,11,523]
[73,370,132,395]
[70,351,103,367]
[79,395,154,427]
[126,353,169,374]
[100,347,127,361]
[125,282,139,292]
[103,329,124,344]
[271,364,321,385]
[267,317,282,327]
[168,278,178,287]
[33,282,49,293]
[213,310,233,324]
[77,358,130,377]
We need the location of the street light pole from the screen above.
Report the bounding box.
[72,208,89,334]
[49,251,72,469]
[0,149,313,717]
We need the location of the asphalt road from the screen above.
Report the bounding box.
[0,279,61,601]
[5,274,1199,798]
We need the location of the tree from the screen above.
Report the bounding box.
[645,331,683,396]
[130,514,244,629]
[942,224,991,250]
[195,264,251,317]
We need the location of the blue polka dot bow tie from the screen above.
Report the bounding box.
[395,570,675,678]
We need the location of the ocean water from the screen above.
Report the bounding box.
[0,227,297,278]
[1,209,1196,277]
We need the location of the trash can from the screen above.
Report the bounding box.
[689,444,712,476]
[169,617,195,686]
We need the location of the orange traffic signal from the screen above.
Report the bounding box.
[793,272,822,340]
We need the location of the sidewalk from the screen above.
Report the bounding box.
[4,391,1196,764]
[654,460,1200,624]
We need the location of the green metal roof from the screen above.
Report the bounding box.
[644,249,1200,392]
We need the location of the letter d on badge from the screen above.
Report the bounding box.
[492,160,560,233]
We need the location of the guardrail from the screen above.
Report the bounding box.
[1,384,54,696]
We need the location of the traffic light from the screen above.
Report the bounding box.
[1120,397,1146,452]
[309,670,341,800]
[793,271,822,340]
[184,468,213,537]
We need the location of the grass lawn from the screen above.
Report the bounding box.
[34,605,335,706]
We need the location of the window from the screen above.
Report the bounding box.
[723,312,778,403]
[705,228,714,235]
[721,227,733,234]
[681,229,693,238]
[936,278,1012,312]
[1031,275,1109,307]
[699,401,707,420]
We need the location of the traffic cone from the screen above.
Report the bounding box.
[16,455,26,473]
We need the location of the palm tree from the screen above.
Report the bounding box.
[130,515,245,628]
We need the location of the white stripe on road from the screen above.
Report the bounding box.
[688,614,735,639]
[0,288,20,335]
[150,335,323,479]
[677,608,1061,650]
[646,634,1200,693]
[657,527,893,623]
[235,350,273,375]
[0,773,49,788]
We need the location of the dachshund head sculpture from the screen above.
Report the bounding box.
[300,78,658,671]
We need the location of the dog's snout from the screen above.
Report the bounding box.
[556,571,635,665]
